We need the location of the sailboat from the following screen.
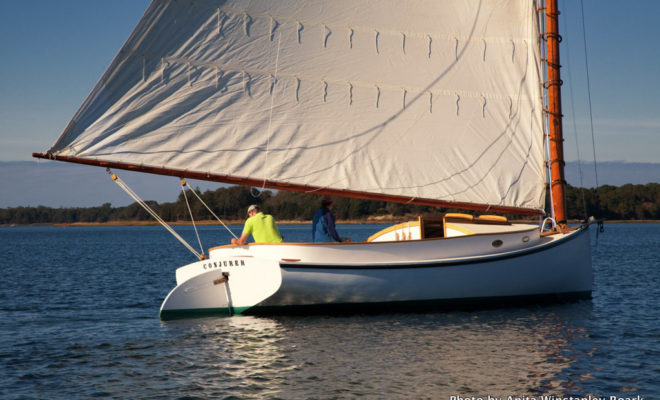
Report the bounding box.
[34,0,593,319]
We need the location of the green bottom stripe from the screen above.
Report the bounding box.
[159,306,251,320]
[159,291,591,320]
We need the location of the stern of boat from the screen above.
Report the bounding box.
[159,256,282,320]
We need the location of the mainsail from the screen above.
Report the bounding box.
[39,0,546,214]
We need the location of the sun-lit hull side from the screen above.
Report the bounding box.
[255,226,592,312]
[160,225,592,319]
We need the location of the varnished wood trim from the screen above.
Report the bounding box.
[32,153,543,216]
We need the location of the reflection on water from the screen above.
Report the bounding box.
[221,317,290,399]
[156,316,289,399]
[157,304,597,399]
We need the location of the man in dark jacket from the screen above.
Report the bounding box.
[311,196,343,242]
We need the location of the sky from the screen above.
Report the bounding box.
[556,0,660,165]
[0,0,658,207]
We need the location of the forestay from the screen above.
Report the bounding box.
[45,0,545,212]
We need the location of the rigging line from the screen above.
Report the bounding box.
[579,0,600,190]
[180,180,205,258]
[262,31,282,193]
[561,0,588,220]
[186,184,238,239]
[107,169,203,260]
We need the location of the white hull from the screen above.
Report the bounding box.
[160,223,592,319]
[267,227,592,309]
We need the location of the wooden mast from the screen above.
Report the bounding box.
[545,0,568,226]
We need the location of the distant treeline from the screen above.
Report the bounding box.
[1,183,659,225]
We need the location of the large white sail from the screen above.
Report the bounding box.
[45,0,545,212]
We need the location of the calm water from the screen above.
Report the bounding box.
[0,223,658,399]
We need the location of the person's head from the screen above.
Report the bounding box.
[321,196,333,209]
[247,204,260,217]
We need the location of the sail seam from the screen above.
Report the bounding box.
[132,51,522,101]
[184,2,532,44]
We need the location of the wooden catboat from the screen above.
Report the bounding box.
[34,0,593,318]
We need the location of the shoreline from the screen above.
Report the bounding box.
[2,219,658,227]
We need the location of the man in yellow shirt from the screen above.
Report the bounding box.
[231,205,283,245]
